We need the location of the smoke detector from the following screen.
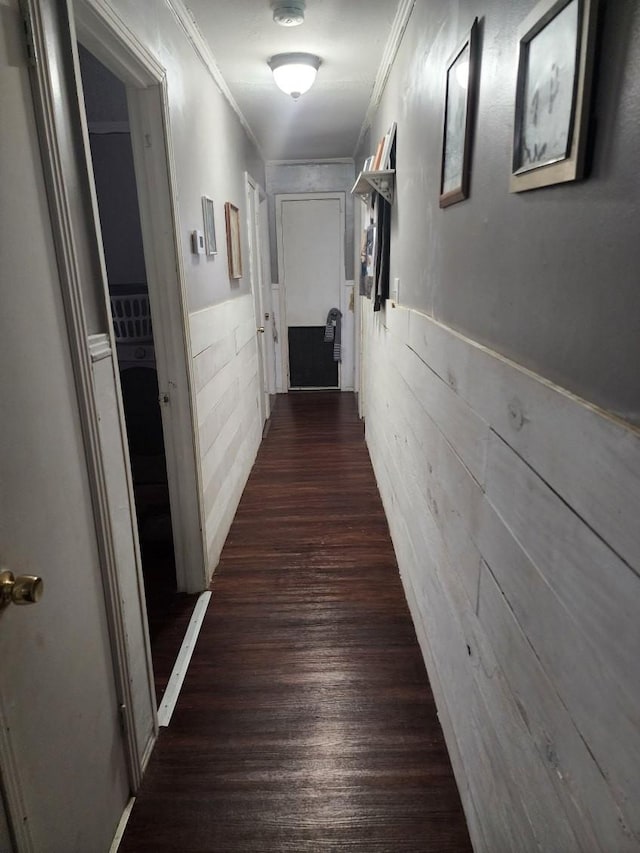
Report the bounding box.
[272,1,306,27]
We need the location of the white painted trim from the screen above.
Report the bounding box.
[108,797,136,853]
[73,0,165,86]
[157,592,212,727]
[75,0,209,595]
[0,692,33,850]
[340,280,356,391]
[22,0,144,792]
[245,172,270,423]
[88,333,112,362]
[164,0,264,160]
[267,158,355,166]
[274,192,347,392]
[126,86,207,593]
[289,385,340,391]
[272,283,284,393]
[354,0,416,155]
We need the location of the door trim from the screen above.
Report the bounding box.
[275,192,346,391]
[0,697,30,850]
[74,0,207,595]
[245,172,270,423]
[19,0,149,797]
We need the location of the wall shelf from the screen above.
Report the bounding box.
[351,169,395,205]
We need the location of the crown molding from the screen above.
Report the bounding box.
[165,0,265,160]
[354,0,416,155]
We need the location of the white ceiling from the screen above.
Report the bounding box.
[185,0,406,161]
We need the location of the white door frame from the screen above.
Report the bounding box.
[74,0,207,596]
[258,192,277,398]
[245,172,270,423]
[354,198,365,417]
[275,192,346,391]
[10,0,152,828]
[5,1,206,830]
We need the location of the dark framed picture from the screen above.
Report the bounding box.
[201,196,217,256]
[224,202,243,279]
[510,0,598,192]
[439,18,478,208]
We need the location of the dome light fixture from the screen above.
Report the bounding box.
[272,1,306,27]
[268,53,321,99]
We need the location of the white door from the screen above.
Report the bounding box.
[259,193,277,398]
[276,194,345,390]
[0,4,130,850]
[246,175,270,422]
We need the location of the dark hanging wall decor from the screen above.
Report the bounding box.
[373,133,395,311]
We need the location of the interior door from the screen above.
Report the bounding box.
[259,193,276,398]
[277,194,344,389]
[246,175,270,422]
[0,4,130,850]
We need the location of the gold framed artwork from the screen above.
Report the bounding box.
[224,201,243,279]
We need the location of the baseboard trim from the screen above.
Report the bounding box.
[109,797,136,853]
[157,591,212,727]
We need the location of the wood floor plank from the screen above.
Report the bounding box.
[120,392,471,852]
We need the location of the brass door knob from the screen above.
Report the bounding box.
[0,570,43,608]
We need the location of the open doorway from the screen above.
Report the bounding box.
[77,45,198,701]
[275,193,347,391]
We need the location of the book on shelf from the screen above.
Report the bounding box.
[379,121,397,171]
[372,136,385,170]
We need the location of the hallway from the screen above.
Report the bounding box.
[120,392,471,852]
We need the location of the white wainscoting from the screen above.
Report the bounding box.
[361,301,640,852]
[190,295,263,578]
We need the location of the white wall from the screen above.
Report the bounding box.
[108,1,264,312]
[190,296,262,577]
[266,161,356,282]
[105,0,266,575]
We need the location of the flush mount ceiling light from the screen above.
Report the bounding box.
[268,53,321,99]
[272,1,306,27]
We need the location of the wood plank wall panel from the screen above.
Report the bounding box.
[361,303,640,852]
[120,392,472,852]
[190,296,263,580]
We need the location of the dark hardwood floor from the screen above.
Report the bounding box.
[120,392,472,852]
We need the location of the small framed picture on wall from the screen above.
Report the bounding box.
[510,0,598,192]
[439,18,478,208]
[201,196,217,256]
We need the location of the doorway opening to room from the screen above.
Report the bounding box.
[275,192,349,391]
[77,45,198,702]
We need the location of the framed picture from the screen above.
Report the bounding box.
[224,202,243,279]
[440,18,478,208]
[510,0,598,192]
[201,196,217,255]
